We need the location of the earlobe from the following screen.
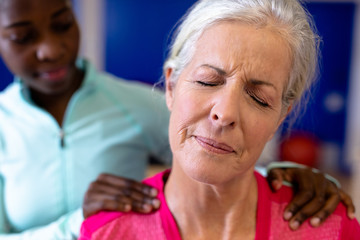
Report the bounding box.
[165,68,174,111]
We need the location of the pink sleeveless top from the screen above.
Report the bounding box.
[79,169,360,240]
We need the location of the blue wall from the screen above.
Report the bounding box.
[0,59,12,91]
[104,0,196,84]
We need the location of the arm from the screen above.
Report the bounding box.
[0,209,83,240]
[0,176,10,234]
[0,131,9,233]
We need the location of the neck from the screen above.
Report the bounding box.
[30,67,84,126]
[165,161,258,240]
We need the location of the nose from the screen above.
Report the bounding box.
[36,34,64,62]
[210,89,240,128]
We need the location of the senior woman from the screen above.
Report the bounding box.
[79,0,360,239]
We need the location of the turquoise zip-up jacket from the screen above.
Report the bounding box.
[0,59,171,239]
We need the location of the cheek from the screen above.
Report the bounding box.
[170,96,197,136]
[70,34,80,50]
[67,26,80,54]
[169,90,207,146]
[1,52,24,74]
[243,116,279,149]
[0,41,34,69]
[5,53,34,77]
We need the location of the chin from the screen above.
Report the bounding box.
[182,160,237,185]
[44,81,72,96]
[179,154,256,186]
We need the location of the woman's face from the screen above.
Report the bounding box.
[166,22,292,184]
[0,0,80,95]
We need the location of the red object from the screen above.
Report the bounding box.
[279,133,320,168]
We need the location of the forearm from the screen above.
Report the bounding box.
[0,208,83,240]
[0,175,10,234]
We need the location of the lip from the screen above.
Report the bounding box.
[194,136,235,154]
[38,66,69,82]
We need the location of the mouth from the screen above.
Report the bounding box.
[194,136,235,154]
[38,67,69,82]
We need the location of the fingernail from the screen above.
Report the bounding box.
[149,188,158,197]
[272,180,281,190]
[124,204,131,212]
[310,217,320,227]
[284,211,292,220]
[143,204,152,213]
[290,220,299,230]
[152,199,161,209]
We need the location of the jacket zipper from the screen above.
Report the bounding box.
[59,129,65,148]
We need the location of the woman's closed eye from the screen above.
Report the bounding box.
[52,21,73,33]
[251,95,269,107]
[246,88,270,108]
[192,66,224,87]
[9,31,36,44]
[196,80,219,87]
[52,11,75,33]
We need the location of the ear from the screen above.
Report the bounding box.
[267,104,292,142]
[165,68,175,111]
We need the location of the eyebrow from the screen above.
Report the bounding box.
[4,6,70,29]
[200,64,227,76]
[249,79,277,91]
[52,6,70,19]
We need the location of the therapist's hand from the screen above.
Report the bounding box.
[82,173,160,219]
[267,167,355,230]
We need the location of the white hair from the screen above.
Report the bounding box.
[163,0,321,114]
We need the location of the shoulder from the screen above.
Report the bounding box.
[80,61,168,125]
[79,171,171,240]
[0,82,21,110]
[80,58,163,100]
[95,70,165,104]
[334,204,360,239]
[0,82,31,123]
[254,173,360,239]
[80,210,166,240]
[95,71,168,119]
[79,211,124,240]
[255,171,293,203]
[142,169,170,188]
